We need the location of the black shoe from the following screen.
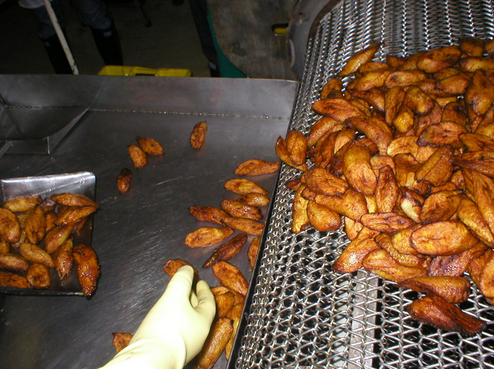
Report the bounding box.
[41,34,73,74]
[91,25,124,65]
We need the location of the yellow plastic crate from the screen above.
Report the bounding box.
[98,65,192,77]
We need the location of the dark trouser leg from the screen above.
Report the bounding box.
[90,25,124,65]
[41,34,73,74]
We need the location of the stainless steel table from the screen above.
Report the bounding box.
[0,75,298,369]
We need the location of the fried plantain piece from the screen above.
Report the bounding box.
[314,189,368,222]
[247,236,261,269]
[420,190,462,224]
[410,221,479,256]
[333,227,379,273]
[459,37,485,56]
[44,224,74,254]
[275,136,308,171]
[225,302,243,360]
[55,205,97,226]
[112,332,133,354]
[285,130,308,166]
[404,86,436,116]
[307,117,341,148]
[387,136,435,163]
[162,258,198,278]
[220,199,262,220]
[375,165,400,213]
[427,242,487,277]
[342,141,377,196]
[224,178,268,195]
[127,144,148,169]
[465,69,494,116]
[385,86,406,125]
[304,167,348,196]
[0,270,30,288]
[344,116,393,155]
[221,217,264,236]
[339,42,381,77]
[479,252,494,298]
[190,121,208,149]
[24,205,46,245]
[458,197,494,247]
[360,212,415,234]
[117,168,133,195]
[189,206,229,225]
[212,261,249,296]
[0,252,29,272]
[454,150,494,178]
[385,70,428,88]
[26,263,51,289]
[53,238,74,281]
[195,317,233,369]
[415,146,453,187]
[362,249,427,282]
[417,121,467,148]
[73,243,100,298]
[416,46,462,73]
[307,200,341,232]
[51,193,99,209]
[312,98,363,123]
[236,193,270,207]
[2,195,41,213]
[0,208,21,243]
[19,242,54,268]
[408,295,485,335]
[203,234,248,268]
[136,136,164,156]
[399,275,471,303]
[320,77,343,99]
[463,169,494,236]
[212,286,236,318]
[184,227,234,248]
[376,233,430,269]
[234,159,280,176]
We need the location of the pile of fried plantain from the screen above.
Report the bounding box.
[0,193,100,298]
[277,37,494,335]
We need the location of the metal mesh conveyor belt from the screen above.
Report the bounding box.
[232,0,494,368]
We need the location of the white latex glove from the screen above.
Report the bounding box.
[100,265,216,369]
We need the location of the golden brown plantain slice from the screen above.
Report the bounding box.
[408,295,485,335]
[307,116,340,148]
[220,199,262,220]
[275,136,308,171]
[24,205,46,245]
[127,144,148,169]
[342,141,377,196]
[221,217,264,236]
[385,70,428,88]
[19,242,54,268]
[51,193,99,208]
[203,234,248,268]
[415,146,453,187]
[236,193,270,207]
[112,332,133,354]
[0,208,21,243]
[0,252,29,272]
[457,197,494,247]
[312,98,363,123]
[26,263,51,289]
[314,189,368,222]
[2,195,41,213]
[419,190,462,224]
[53,238,74,281]
[225,303,243,360]
[162,258,198,279]
[416,46,462,73]
[195,317,233,369]
[454,150,494,178]
[417,121,467,148]
[360,212,415,234]
[399,275,471,303]
[291,184,310,234]
[338,42,381,77]
[189,206,229,225]
[0,270,30,288]
[212,261,249,296]
[223,178,268,195]
[465,69,494,116]
[136,136,164,156]
[247,236,261,269]
[190,121,208,149]
[44,224,74,254]
[427,242,487,277]
[375,165,399,213]
[234,159,280,176]
[362,249,427,282]
[320,77,343,99]
[410,220,479,256]
[344,116,393,155]
[184,227,234,248]
[212,286,235,318]
[307,200,341,232]
[459,37,485,56]
[73,243,100,298]
[384,86,406,126]
[376,233,430,269]
[285,130,308,166]
[55,205,97,226]
[404,86,436,116]
[304,167,348,196]
[332,227,379,273]
[117,168,133,195]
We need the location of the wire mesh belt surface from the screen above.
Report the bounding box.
[233,0,494,368]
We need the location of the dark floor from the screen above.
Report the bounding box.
[0,0,211,76]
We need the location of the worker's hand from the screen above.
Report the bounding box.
[100,265,216,369]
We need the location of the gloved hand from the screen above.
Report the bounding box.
[100,265,216,369]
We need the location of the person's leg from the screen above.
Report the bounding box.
[31,1,73,73]
[71,0,123,65]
